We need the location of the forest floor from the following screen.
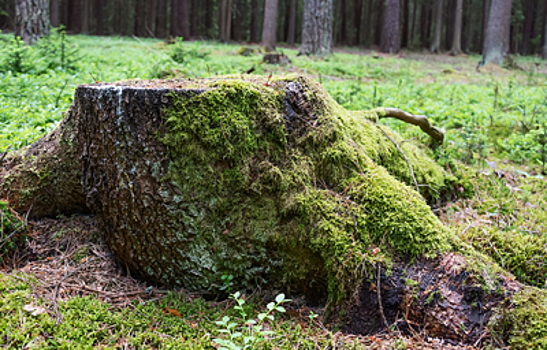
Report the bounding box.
[1,33,547,349]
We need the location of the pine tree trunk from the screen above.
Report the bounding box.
[481,0,489,52]
[170,0,179,37]
[380,0,400,54]
[299,0,333,56]
[225,0,233,40]
[287,0,296,45]
[479,0,512,67]
[261,0,279,51]
[95,0,103,35]
[543,6,547,59]
[15,0,50,44]
[178,0,190,39]
[430,0,443,53]
[374,0,383,46]
[50,0,59,27]
[521,0,535,55]
[450,0,462,55]
[146,0,156,37]
[401,0,408,48]
[250,0,259,42]
[219,0,227,41]
[155,0,167,38]
[81,0,89,33]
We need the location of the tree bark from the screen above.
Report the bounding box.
[543,5,547,59]
[481,0,489,52]
[286,0,296,45]
[450,0,462,55]
[94,0,103,35]
[147,0,156,37]
[155,0,167,38]
[401,0,408,48]
[81,0,88,33]
[430,0,443,53]
[380,0,400,54]
[478,0,512,68]
[178,0,190,39]
[190,0,199,38]
[170,0,179,37]
[219,0,227,40]
[250,0,259,42]
[299,0,333,55]
[374,0,383,46]
[50,0,59,27]
[521,0,535,55]
[15,0,50,44]
[261,0,279,51]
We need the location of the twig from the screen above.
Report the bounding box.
[372,107,445,142]
[481,228,504,268]
[0,226,24,249]
[376,125,420,193]
[0,145,12,163]
[54,79,70,108]
[377,263,390,333]
[53,257,99,326]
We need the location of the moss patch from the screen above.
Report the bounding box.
[490,287,547,349]
[159,74,453,301]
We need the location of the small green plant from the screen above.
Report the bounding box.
[213,292,291,349]
[169,37,210,64]
[220,272,234,294]
[36,26,80,71]
[0,36,34,74]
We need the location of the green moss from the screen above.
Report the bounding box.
[0,200,26,260]
[490,287,547,349]
[159,74,453,301]
[461,225,547,287]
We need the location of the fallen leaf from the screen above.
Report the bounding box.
[163,308,182,318]
[23,304,46,316]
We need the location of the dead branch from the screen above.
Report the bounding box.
[372,108,444,142]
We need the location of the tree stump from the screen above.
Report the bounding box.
[263,52,291,65]
[1,75,534,345]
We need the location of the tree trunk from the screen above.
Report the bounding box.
[170,0,179,37]
[450,0,462,55]
[380,0,400,54]
[68,0,82,33]
[94,0,103,35]
[190,0,199,38]
[178,0,190,39]
[250,0,259,42]
[219,0,227,40]
[50,0,59,27]
[401,0,408,48]
[340,0,346,45]
[15,0,50,44]
[81,0,88,33]
[155,0,167,38]
[225,0,233,40]
[478,0,512,67]
[543,6,547,59]
[430,0,443,53]
[286,0,296,45]
[146,0,156,37]
[299,0,333,55]
[481,0,489,53]
[374,0,383,46]
[261,0,279,51]
[521,0,535,55]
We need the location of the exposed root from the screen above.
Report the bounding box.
[373,107,445,142]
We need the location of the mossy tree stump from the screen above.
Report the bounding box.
[1,75,532,345]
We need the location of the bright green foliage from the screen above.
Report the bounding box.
[169,37,210,64]
[490,287,547,350]
[160,75,452,300]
